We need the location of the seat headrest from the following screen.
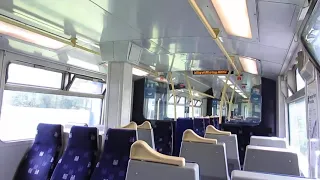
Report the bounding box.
[68,126,98,150]
[35,123,63,146]
[137,121,152,130]
[183,129,217,144]
[205,125,231,135]
[130,140,185,167]
[122,122,138,130]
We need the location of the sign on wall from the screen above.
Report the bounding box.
[192,70,233,75]
[144,80,156,98]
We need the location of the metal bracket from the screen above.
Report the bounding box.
[70,37,77,47]
[212,28,220,38]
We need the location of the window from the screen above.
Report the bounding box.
[178,97,185,104]
[189,107,201,117]
[0,63,105,141]
[7,63,62,88]
[288,88,293,97]
[288,99,308,175]
[69,77,106,94]
[301,0,320,65]
[296,68,305,91]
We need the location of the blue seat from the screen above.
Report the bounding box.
[90,128,137,180]
[209,117,214,126]
[153,121,173,155]
[174,118,193,156]
[203,118,210,128]
[14,123,63,180]
[213,117,220,129]
[51,126,98,180]
[193,118,205,137]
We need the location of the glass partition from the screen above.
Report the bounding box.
[143,74,205,120]
[212,73,262,124]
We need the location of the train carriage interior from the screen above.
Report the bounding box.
[0,0,320,179]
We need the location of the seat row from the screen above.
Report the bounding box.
[126,126,305,180]
[14,121,298,180]
[14,122,152,180]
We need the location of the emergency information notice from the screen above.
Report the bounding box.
[307,80,318,139]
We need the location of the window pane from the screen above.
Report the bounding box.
[0,90,102,141]
[189,107,201,117]
[70,78,105,94]
[167,105,185,118]
[168,96,175,103]
[288,88,293,97]
[288,99,308,175]
[178,97,185,105]
[7,64,62,88]
[301,1,320,64]
[296,69,305,91]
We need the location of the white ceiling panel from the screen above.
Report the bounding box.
[261,61,282,75]
[149,37,223,55]
[222,38,288,64]
[259,29,294,49]
[259,1,296,31]
[90,0,210,38]
[258,1,298,49]
[0,0,142,42]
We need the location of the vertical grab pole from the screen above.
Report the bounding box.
[185,72,194,119]
[228,88,235,121]
[219,71,231,124]
[168,72,177,121]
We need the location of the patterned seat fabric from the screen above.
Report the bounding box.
[14,123,63,180]
[153,121,173,155]
[90,128,137,180]
[213,117,220,129]
[203,118,210,128]
[51,126,98,180]
[193,118,205,137]
[174,118,193,156]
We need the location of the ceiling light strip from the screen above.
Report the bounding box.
[188,0,240,75]
[0,15,100,55]
[211,0,252,39]
[239,57,258,75]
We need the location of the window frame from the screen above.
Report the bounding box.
[0,51,107,143]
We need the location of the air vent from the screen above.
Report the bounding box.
[300,60,314,82]
[127,42,142,65]
[297,51,314,82]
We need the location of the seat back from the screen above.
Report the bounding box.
[14,123,63,180]
[174,118,193,156]
[180,130,229,180]
[51,126,98,180]
[91,127,137,180]
[126,140,200,180]
[137,121,155,149]
[243,145,300,176]
[231,170,312,180]
[250,136,287,148]
[203,118,210,128]
[63,123,89,150]
[153,121,173,155]
[205,125,240,174]
[193,118,205,137]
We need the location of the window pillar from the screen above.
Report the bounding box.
[105,62,133,128]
